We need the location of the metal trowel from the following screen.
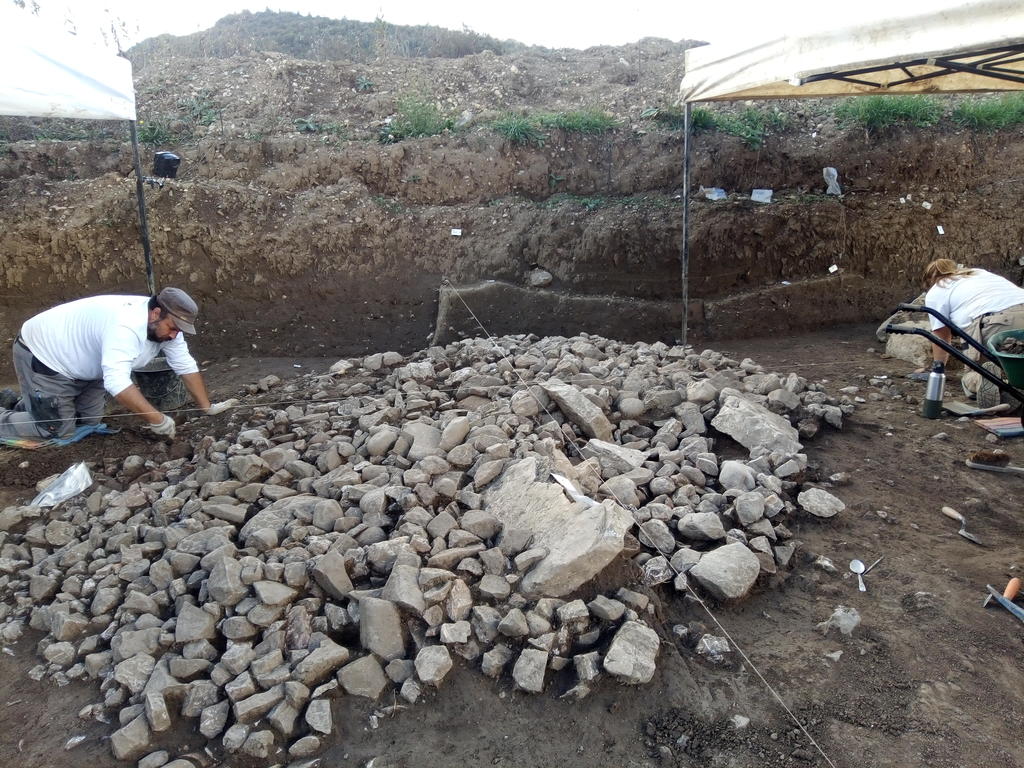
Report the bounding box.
[940,506,985,546]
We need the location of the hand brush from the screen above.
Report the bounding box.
[965,449,1024,475]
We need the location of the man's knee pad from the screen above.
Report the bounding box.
[29,392,62,436]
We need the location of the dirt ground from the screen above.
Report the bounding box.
[2,322,1022,768]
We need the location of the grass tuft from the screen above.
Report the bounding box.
[379,97,452,143]
[835,95,941,131]
[952,94,1024,130]
[536,109,616,134]
[492,114,546,146]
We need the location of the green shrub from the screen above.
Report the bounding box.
[952,94,1024,129]
[537,109,616,134]
[379,97,451,143]
[355,76,375,92]
[178,91,219,128]
[137,118,172,146]
[294,117,347,137]
[835,95,941,130]
[640,106,679,128]
[492,114,546,146]
[294,116,322,133]
[690,108,718,132]
[705,107,786,149]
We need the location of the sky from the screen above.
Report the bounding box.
[17,0,945,52]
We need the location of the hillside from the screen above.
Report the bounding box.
[2,12,1023,368]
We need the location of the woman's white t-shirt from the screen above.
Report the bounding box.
[925,269,1024,330]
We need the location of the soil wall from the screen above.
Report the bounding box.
[2,36,1024,372]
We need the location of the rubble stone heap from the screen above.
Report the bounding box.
[0,333,849,766]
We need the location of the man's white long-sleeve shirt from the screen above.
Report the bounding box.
[20,295,199,396]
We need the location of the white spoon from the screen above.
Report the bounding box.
[849,559,866,592]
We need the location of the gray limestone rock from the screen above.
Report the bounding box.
[175,603,217,643]
[290,735,322,758]
[311,550,353,599]
[207,558,247,606]
[718,460,756,491]
[233,686,285,724]
[110,715,151,760]
[540,379,613,441]
[797,488,846,518]
[480,644,514,678]
[588,595,625,622]
[603,620,660,684]
[338,655,388,699]
[199,700,230,738]
[676,512,726,542]
[581,439,647,475]
[512,648,548,693]
[689,542,760,600]
[305,698,332,734]
[240,729,275,758]
[380,564,426,614]
[292,638,350,687]
[637,519,675,554]
[415,645,453,687]
[359,597,405,661]
[734,492,766,525]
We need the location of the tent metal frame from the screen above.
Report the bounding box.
[798,43,1024,89]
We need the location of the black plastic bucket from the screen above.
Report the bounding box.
[133,357,187,411]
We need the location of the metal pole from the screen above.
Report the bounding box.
[680,102,692,345]
[128,120,156,296]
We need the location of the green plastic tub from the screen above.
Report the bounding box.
[987,328,1024,388]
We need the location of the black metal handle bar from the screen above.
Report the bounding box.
[893,304,996,363]
[884,323,1022,404]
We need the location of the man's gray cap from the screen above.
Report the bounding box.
[156,287,198,334]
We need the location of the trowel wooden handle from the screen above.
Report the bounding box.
[1005,577,1022,601]
[941,506,964,523]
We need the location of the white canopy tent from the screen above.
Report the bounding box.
[0,7,158,295]
[675,0,1024,341]
[0,9,136,120]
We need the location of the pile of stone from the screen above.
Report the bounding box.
[0,333,849,766]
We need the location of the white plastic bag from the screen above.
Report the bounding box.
[816,604,861,636]
[30,461,92,508]
[823,167,842,195]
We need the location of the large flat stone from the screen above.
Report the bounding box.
[484,458,633,597]
[711,395,802,456]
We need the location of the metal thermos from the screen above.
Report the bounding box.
[921,363,945,419]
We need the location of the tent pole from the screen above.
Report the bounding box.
[128,120,156,296]
[680,102,692,345]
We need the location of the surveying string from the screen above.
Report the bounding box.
[440,277,839,768]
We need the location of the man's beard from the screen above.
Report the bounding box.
[147,322,173,342]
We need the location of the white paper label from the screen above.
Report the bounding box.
[451,228,462,236]
[936,225,945,235]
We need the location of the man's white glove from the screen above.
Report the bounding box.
[205,399,239,416]
[146,414,176,438]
